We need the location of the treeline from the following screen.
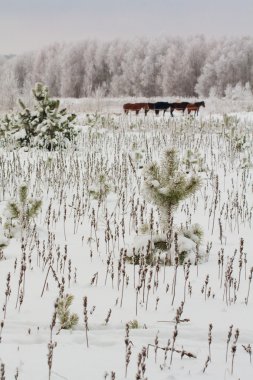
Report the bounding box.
[1,36,253,109]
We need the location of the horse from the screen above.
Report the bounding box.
[147,103,155,114]
[186,101,205,116]
[153,102,171,116]
[170,102,190,117]
[123,103,149,115]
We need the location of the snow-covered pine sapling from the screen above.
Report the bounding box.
[8,82,77,149]
[142,149,201,261]
[88,174,111,204]
[5,185,42,236]
[56,294,79,334]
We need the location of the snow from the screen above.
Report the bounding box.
[0,110,253,379]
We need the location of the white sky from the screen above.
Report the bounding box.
[1,0,253,54]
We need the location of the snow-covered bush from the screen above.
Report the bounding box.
[0,83,78,149]
[88,174,111,203]
[4,184,42,237]
[140,150,205,264]
[56,294,79,333]
[142,149,201,231]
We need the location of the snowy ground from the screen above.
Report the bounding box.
[0,111,253,380]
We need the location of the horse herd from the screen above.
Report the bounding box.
[123,101,205,116]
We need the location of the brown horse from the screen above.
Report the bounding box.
[170,102,190,117]
[123,103,149,115]
[186,101,205,116]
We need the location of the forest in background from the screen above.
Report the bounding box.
[0,35,253,110]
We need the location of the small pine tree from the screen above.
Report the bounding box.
[0,83,78,149]
[5,184,42,234]
[142,149,201,231]
[56,294,79,333]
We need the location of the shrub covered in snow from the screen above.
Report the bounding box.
[142,149,201,231]
[0,83,78,149]
[4,184,42,238]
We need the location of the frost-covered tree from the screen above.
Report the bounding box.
[141,150,203,264]
[0,63,19,110]
[142,149,201,231]
[1,36,253,99]
[1,82,77,149]
[4,184,42,237]
[56,294,79,333]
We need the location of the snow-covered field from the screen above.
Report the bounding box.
[0,110,253,380]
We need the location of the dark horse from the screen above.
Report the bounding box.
[153,102,171,116]
[123,103,149,115]
[170,102,190,117]
[186,101,205,116]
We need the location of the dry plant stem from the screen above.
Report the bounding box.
[231,328,239,375]
[208,323,213,360]
[226,325,233,362]
[47,340,57,380]
[202,355,210,373]
[3,273,11,319]
[169,324,178,366]
[120,270,126,308]
[242,344,252,363]
[171,256,179,306]
[147,343,196,359]
[0,363,5,380]
[41,265,52,297]
[125,323,132,378]
[136,286,140,316]
[0,321,4,343]
[83,296,89,348]
[245,267,253,305]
